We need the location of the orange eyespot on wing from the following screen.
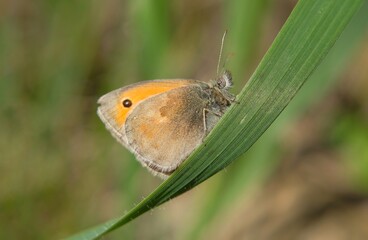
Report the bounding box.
[97,80,195,142]
[112,80,194,126]
[122,99,132,108]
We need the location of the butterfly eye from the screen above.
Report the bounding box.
[122,99,132,108]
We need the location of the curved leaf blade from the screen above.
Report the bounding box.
[65,0,364,239]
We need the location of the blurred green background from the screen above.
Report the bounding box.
[1,0,367,239]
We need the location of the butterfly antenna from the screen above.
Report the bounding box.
[217,30,227,76]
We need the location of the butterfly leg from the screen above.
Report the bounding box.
[202,108,223,133]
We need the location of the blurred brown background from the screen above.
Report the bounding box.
[0,0,367,239]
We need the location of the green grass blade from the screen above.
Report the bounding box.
[185,1,273,237]
[194,0,365,185]
[65,0,364,239]
[186,3,368,238]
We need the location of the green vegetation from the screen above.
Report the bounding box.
[0,0,367,239]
